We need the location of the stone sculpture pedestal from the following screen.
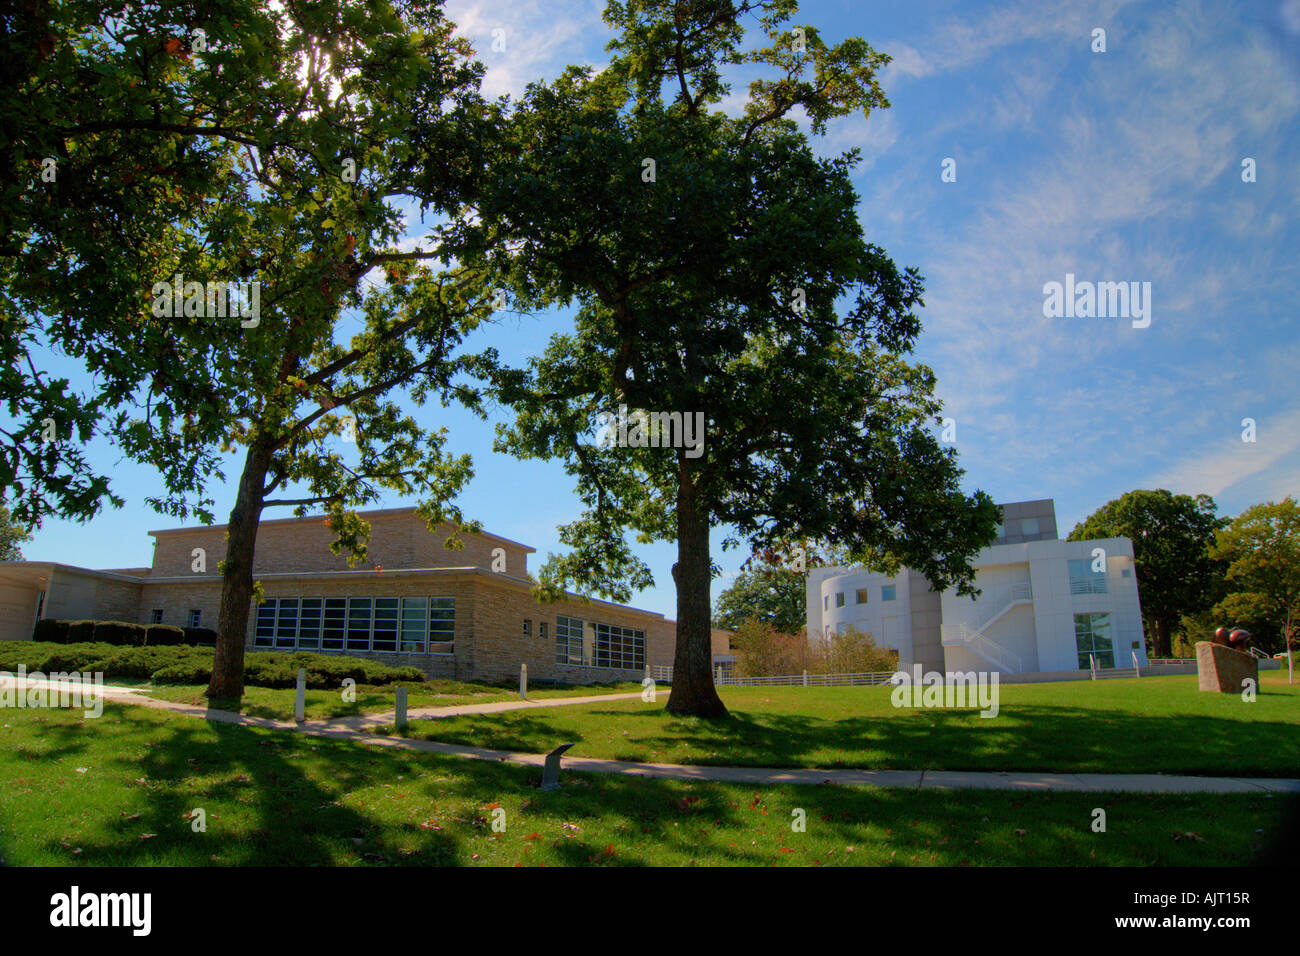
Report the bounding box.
[1196,641,1257,693]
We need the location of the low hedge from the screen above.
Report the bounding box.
[0,642,425,689]
[145,624,187,646]
[30,619,212,647]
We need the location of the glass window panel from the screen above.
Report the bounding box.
[371,597,398,652]
[400,598,427,653]
[881,585,897,601]
[298,599,322,649]
[255,600,276,648]
[322,598,346,651]
[347,598,372,652]
[428,597,455,654]
[275,599,298,649]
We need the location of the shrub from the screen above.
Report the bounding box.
[89,645,213,680]
[31,619,70,643]
[65,620,97,644]
[182,626,218,646]
[92,620,147,646]
[145,624,187,646]
[150,662,213,685]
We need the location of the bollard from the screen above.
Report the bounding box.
[294,668,306,723]
[395,686,408,730]
[520,663,528,701]
[1090,654,1097,680]
[802,669,808,687]
[1132,650,1140,678]
[540,743,574,791]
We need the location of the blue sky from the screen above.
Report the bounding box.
[18,0,1300,621]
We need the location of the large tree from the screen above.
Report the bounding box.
[1068,489,1227,658]
[7,0,500,698]
[0,502,31,561]
[471,0,999,717]
[1210,497,1300,655]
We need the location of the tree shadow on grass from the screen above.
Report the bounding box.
[3,701,1297,867]
[412,703,1300,778]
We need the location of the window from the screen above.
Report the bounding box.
[1068,559,1108,595]
[322,598,346,651]
[994,521,1005,539]
[855,589,869,604]
[539,622,548,640]
[255,600,276,648]
[347,598,372,652]
[428,598,455,654]
[1075,613,1114,668]
[150,609,164,624]
[824,595,829,611]
[881,585,897,601]
[1021,517,1040,536]
[298,599,322,650]
[372,598,398,652]
[556,615,644,669]
[253,595,453,655]
[275,598,298,649]
[1121,568,1132,578]
[400,598,427,653]
[835,592,845,608]
[187,609,202,628]
[523,618,532,636]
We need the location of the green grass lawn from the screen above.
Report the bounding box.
[142,679,642,722]
[0,702,1293,866]
[403,672,1300,777]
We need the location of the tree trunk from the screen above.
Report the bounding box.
[665,457,727,718]
[207,441,273,700]
[1154,616,1173,660]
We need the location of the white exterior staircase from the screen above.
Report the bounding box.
[940,582,1032,674]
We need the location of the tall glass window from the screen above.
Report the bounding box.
[1075,612,1114,668]
[372,598,399,652]
[275,598,299,649]
[322,598,346,650]
[255,600,276,648]
[400,598,427,653]
[298,599,322,650]
[428,598,455,654]
[347,598,372,652]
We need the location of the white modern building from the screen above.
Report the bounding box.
[805,499,1148,676]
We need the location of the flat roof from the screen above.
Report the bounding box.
[147,506,536,553]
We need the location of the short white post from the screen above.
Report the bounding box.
[395,686,408,730]
[1089,654,1097,680]
[802,669,808,687]
[1133,650,1140,678]
[520,663,528,701]
[294,668,306,723]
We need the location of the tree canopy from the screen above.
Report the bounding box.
[1210,497,1300,654]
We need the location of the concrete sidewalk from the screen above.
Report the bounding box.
[5,674,1299,794]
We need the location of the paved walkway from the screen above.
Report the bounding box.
[5,674,1300,794]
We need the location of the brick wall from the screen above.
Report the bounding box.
[149,510,532,578]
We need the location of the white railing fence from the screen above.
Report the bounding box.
[647,665,897,687]
[938,582,1031,674]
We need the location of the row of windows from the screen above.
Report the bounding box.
[556,615,645,670]
[826,584,896,611]
[254,597,455,654]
